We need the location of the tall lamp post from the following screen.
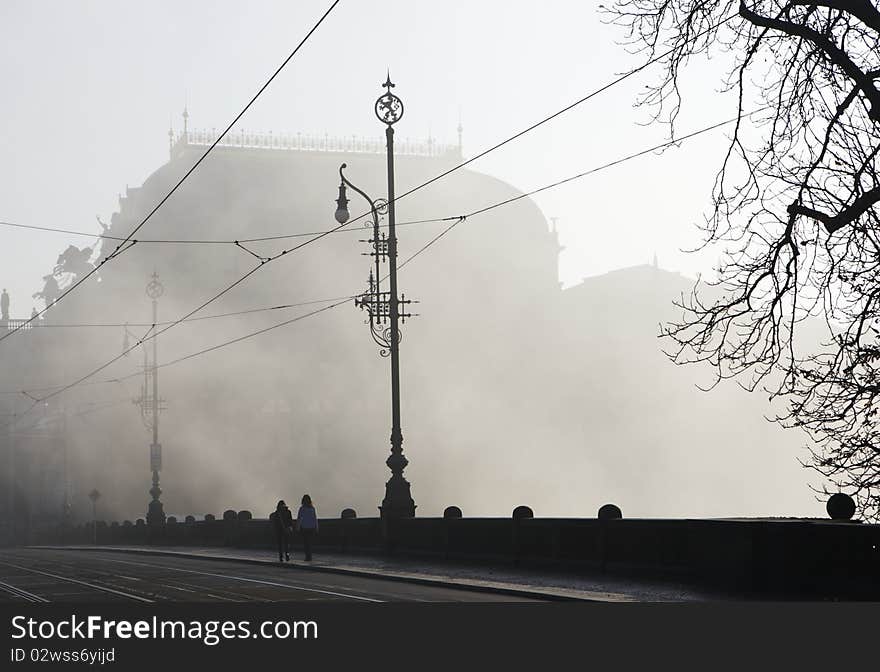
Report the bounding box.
[6,411,16,544]
[88,488,100,544]
[334,74,416,518]
[142,273,166,525]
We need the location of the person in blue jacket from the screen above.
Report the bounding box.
[296,495,318,561]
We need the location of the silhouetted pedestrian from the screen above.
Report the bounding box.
[269,500,294,562]
[296,495,318,561]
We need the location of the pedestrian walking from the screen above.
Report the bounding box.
[296,495,318,561]
[269,500,294,562]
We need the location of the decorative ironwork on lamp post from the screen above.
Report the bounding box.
[334,74,417,519]
[137,272,166,526]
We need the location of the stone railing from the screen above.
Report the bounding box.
[1,318,37,331]
[25,512,880,599]
[175,129,460,158]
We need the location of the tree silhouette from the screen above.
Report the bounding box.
[608,1,880,518]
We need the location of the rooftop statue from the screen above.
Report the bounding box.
[32,274,60,308]
[53,245,95,281]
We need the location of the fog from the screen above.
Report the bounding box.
[1,2,826,524]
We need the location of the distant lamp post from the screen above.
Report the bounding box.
[142,273,166,526]
[88,488,101,544]
[333,73,416,519]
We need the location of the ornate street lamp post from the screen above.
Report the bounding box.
[88,488,100,544]
[144,273,166,525]
[334,74,416,518]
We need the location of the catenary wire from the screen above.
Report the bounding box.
[0,215,460,244]
[0,107,758,412]
[0,0,341,343]
[1,295,354,329]
[2,107,753,333]
[0,5,742,405]
[0,9,737,252]
[132,108,770,375]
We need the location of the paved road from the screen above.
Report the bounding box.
[0,548,540,603]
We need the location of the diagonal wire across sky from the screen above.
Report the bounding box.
[0,9,745,428]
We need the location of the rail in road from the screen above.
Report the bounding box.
[0,549,541,603]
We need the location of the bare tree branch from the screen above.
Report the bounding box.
[609,0,880,518]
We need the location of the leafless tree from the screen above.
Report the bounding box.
[608,1,880,518]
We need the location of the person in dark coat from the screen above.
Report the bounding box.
[296,494,318,561]
[269,500,294,562]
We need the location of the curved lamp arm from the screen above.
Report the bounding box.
[337,163,380,231]
[337,163,384,294]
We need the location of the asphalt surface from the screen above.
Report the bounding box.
[0,548,541,603]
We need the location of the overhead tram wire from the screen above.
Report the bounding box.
[78,227,474,382]
[107,106,762,388]
[0,6,745,409]
[0,292,360,397]
[0,295,355,428]
[0,107,757,418]
[388,11,740,207]
[0,299,353,434]
[0,8,743,386]
[26,234,353,405]
[0,215,459,245]
[35,164,422,401]
[7,107,759,400]
[0,0,341,344]
[463,107,769,219]
[0,226,430,416]
[19,106,753,379]
[1,102,753,276]
[143,298,352,373]
[1,11,739,251]
[1,397,133,435]
[296,10,741,253]
[0,295,355,329]
[399,107,768,271]
[0,4,746,410]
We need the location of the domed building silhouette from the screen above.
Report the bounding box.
[0,115,818,536]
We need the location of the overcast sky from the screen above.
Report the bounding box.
[0,0,740,312]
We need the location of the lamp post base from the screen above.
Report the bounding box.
[146,471,165,526]
[146,500,165,526]
[379,475,416,519]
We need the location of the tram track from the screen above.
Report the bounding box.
[0,548,539,602]
[0,577,49,603]
[0,560,155,603]
[91,554,385,602]
[0,550,383,602]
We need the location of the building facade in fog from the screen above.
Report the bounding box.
[0,121,821,540]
